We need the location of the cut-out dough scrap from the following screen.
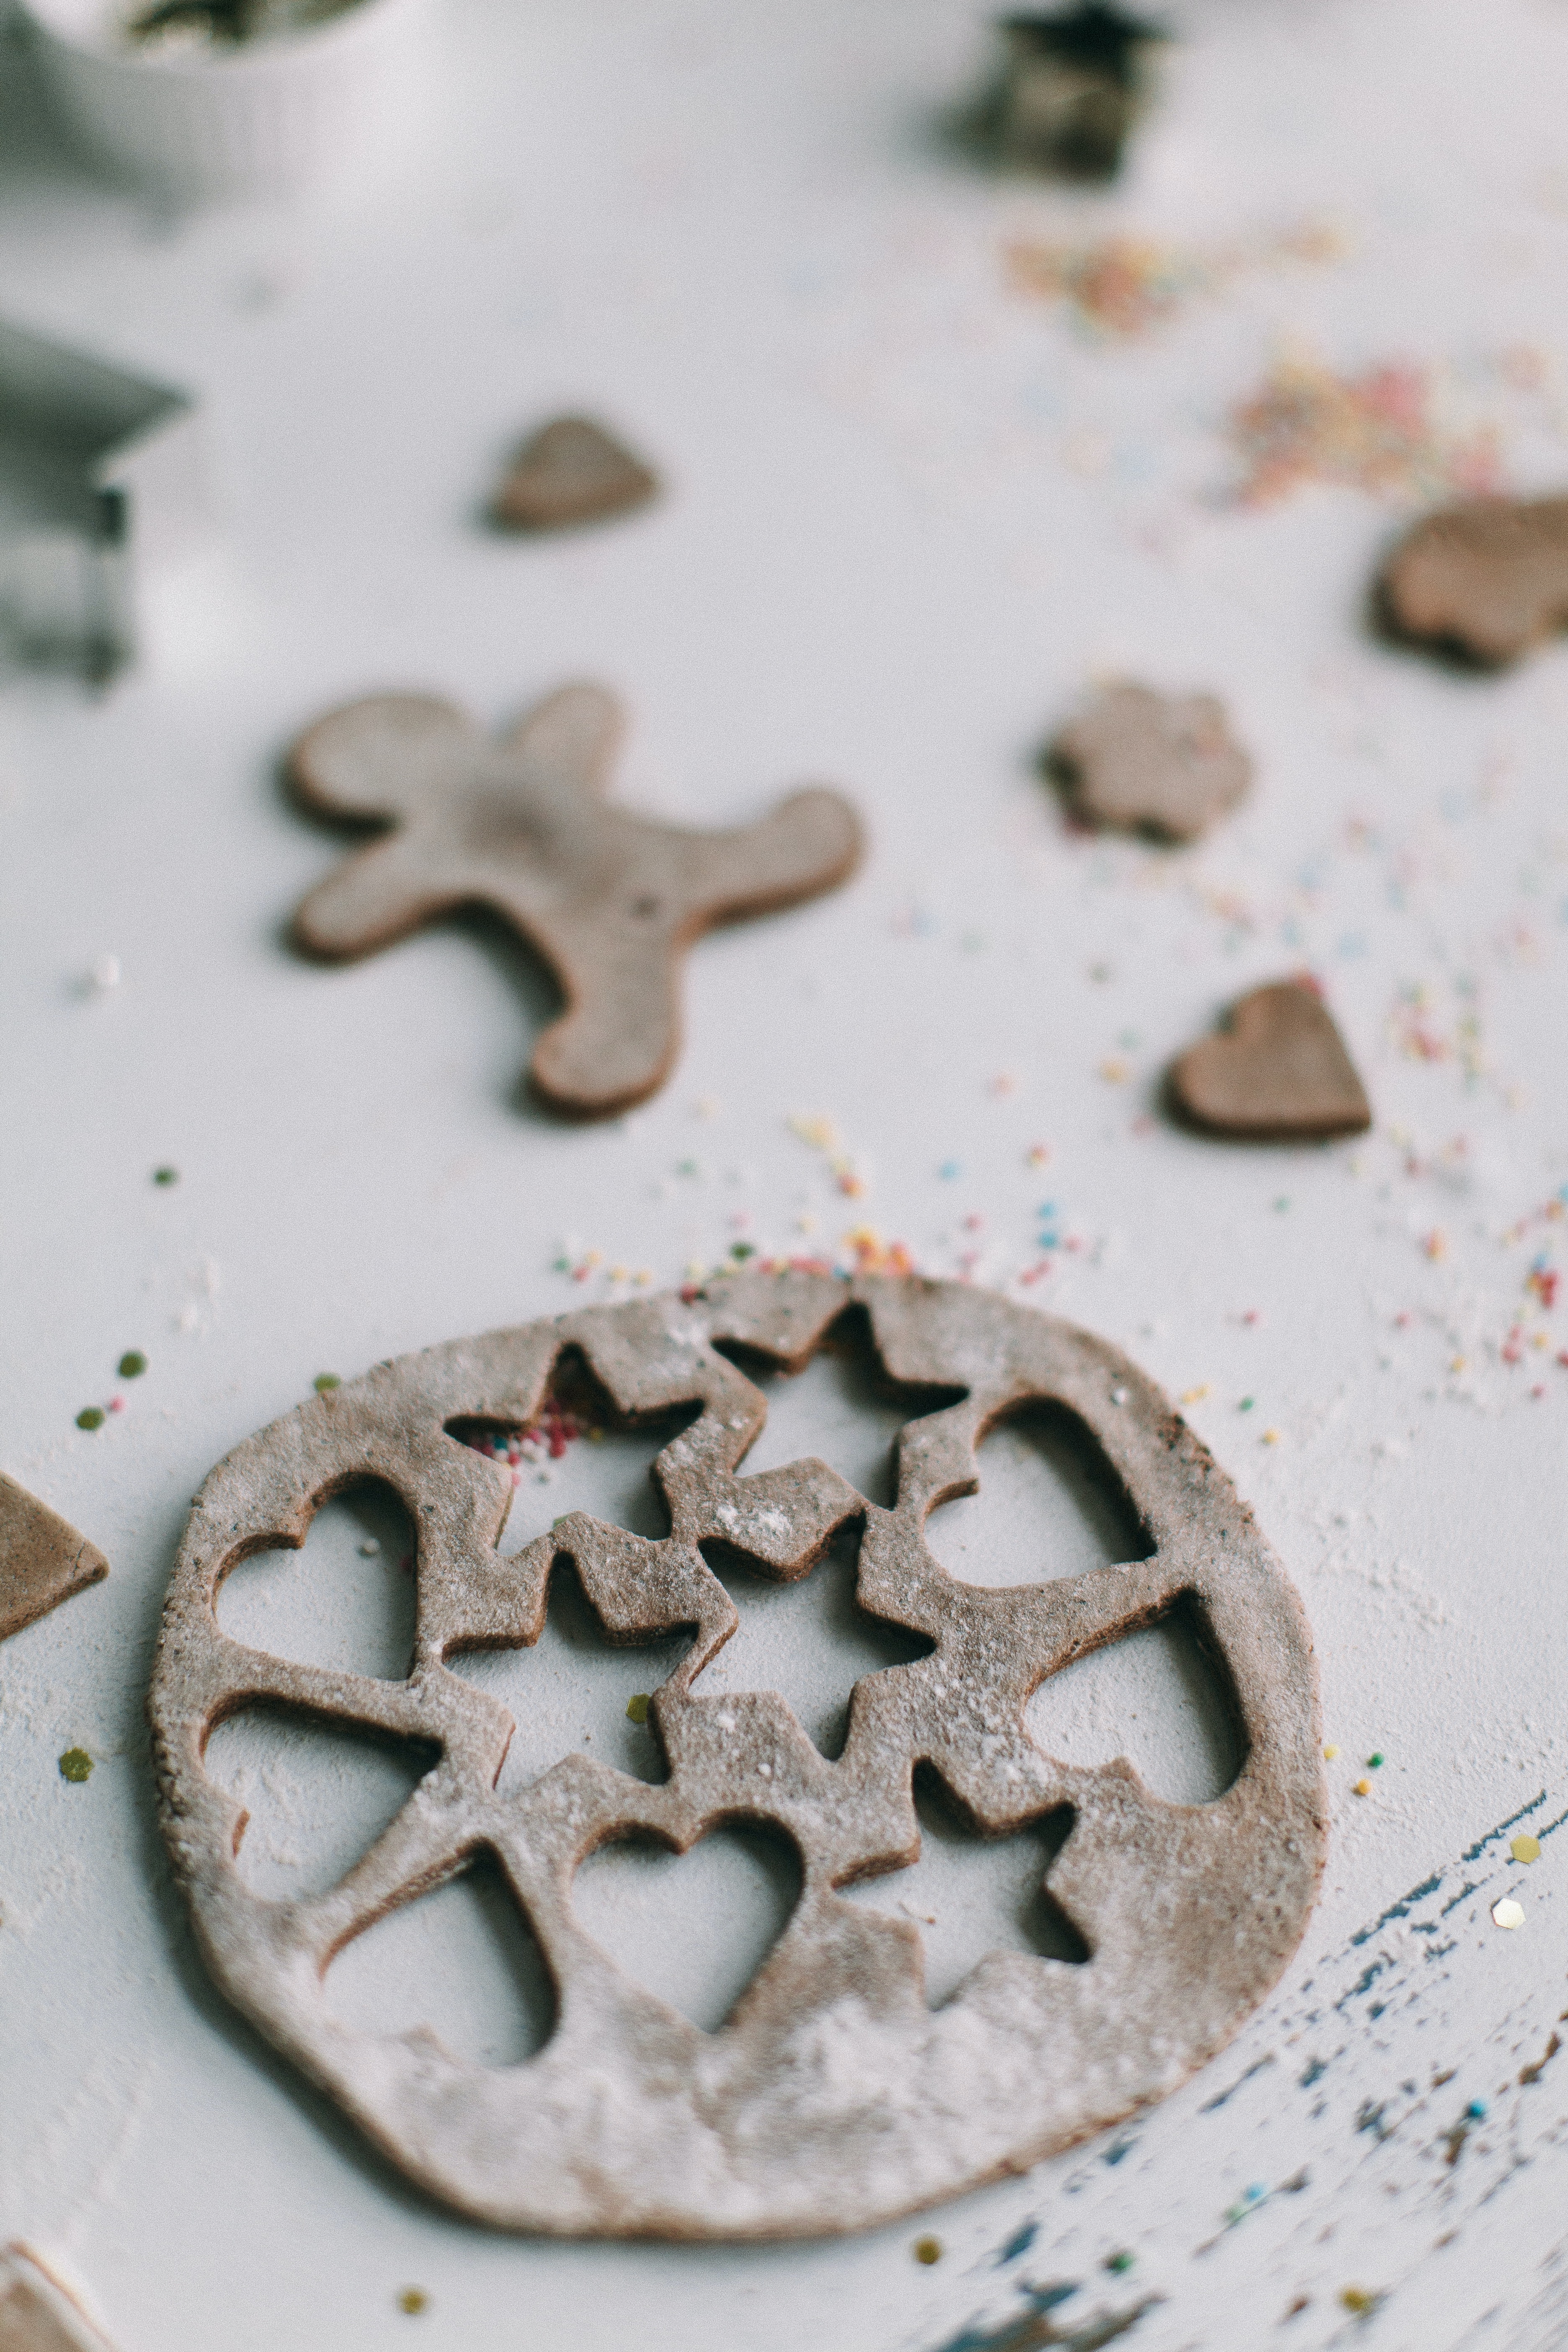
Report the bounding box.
[1381,495,1568,665]
[0,2245,119,2352]
[0,1473,108,1646]
[1171,980,1371,1142]
[291,683,862,1117]
[493,416,658,532]
[150,1273,1326,2239]
[1051,682,1251,842]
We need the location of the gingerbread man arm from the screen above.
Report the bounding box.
[291,695,487,956]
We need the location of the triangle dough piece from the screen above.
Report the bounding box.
[0,2247,120,2352]
[493,416,658,531]
[0,1473,108,1645]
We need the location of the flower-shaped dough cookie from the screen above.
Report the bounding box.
[291,683,862,1117]
[149,1273,1326,2239]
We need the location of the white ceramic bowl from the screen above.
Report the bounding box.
[21,0,430,202]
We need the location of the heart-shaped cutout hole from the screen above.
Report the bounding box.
[326,1852,554,2067]
[1025,1598,1246,1804]
[924,1400,1150,1588]
[573,1824,802,2032]
[205,1705,436,1901]
[215,1479,416,1682]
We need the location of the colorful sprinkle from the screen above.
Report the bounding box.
[1105,2251,1135,2274]
[1466,2099,1488,2120]
[118,1351,147,1379]
[58,1749,93,1784]
[313,1373,341,1394]
[1510,1834,1542,1864]
[1339,2288,1381,2317]
[626,1694,650,1725]
[1354,1778,1372,1797]
[913,2237,942,2266]
[396,2288,428,2315]
[152,1166,178,1186]
[1004,222,1338,341]
[1324,1745,1339,1760]
[1367,1752,1384,1769]
[1492,1898,1526,1930]
[75,1407,105,1431]
[1228,353,1503,509]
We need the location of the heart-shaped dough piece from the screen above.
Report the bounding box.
[493,416,658,531]
[1380,495,1568,665]
[1170,980,1370,1142]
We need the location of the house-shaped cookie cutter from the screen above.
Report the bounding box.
[0,315,207,681]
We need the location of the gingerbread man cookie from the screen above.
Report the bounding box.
[1050,682,1251,843]
[0,1473,108,1647]
[1379,495,1568,666]
[150,1272,1326,2239]
[291,683,862,1117]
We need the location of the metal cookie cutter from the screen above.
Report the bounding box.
[0,315,207,682]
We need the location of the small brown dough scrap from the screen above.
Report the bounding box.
[1051,681,1251,842]
[1380,495,1568,665]
[291,682,862,1117]
[0,1473,108,1646]
[493,416,658,531]
[0,2247,119,2352]
[1170,980,1371,1142]
[149,1271,1326,2240]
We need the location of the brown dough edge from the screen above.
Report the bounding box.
[147,1273,1326,2239]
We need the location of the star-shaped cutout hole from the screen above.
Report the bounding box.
[694,1523,934,1759]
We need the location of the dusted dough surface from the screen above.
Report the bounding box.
[150,1274,1325,2238]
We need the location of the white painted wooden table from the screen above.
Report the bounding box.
[1,3,1566,2347]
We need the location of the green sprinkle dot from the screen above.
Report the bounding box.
[313,1373,341,1395]
[1106,2251,1135,2274]
[1368,1752,1384,1769]
[626,1694,650,1725]
[58,1748,93,1784]
[118,1350,147,1379]
[1274,1197,1291,1212]
[1238,1397,1255,1413]
[76,1406,105,1431]
[152,1166,178,1186]
[396,2288,428,2316]
[913,2236,942,2266]
[730,1241,756,1261]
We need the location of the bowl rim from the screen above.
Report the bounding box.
[19,0,421,80]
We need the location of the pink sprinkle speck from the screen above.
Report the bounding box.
[108,1395,125,1414]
